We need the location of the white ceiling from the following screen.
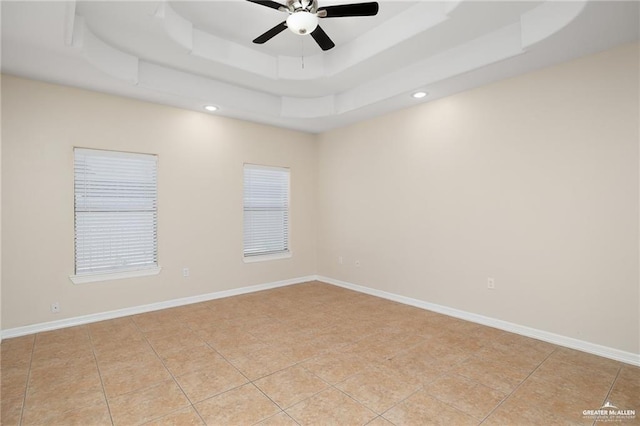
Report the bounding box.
[1,1,638,133]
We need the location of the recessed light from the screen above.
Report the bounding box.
[204,105,218,112]
[412,91,428,99]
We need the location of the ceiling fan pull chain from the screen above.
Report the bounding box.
[301,37,305,69]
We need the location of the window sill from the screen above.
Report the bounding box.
[243,252,292,263]
[69,266,162,284]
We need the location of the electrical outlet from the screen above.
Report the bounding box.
[487,277,495,289]
[51,302,60,313]
[338,256,343,265]
[183,267,190,277]
[355,260,361,267]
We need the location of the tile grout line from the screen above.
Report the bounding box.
[593,365,622,426]
[130,317,208,425]
[129,315,210,425]
[385,343,477,417]
[405,378,485,425]
[478,346,559,425]
[180,303,311,424]
[248,382,299,425]
[188,297,379,424]
[374,354,484,425]
[452,353,535,393]
[124,291,339,423]
[182,305,278,414]
[201,297,352,424]
[366,415,395,426]
[209,335,325,425]
[87,327,116,425]
[17,334,37,426]
[413,333,551,418]
[200,341,283,424]
[318,353,426,424]
[377,384,426,425]
[258,308,460,422]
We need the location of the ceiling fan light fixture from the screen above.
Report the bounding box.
[286,11,318,35]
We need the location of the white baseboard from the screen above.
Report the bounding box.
[3,274,638,367]
[318,275,640,367]
[0,275,317,339]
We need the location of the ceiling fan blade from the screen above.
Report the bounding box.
[317,2,379,18]
[246,0,288,12]
[310,25,335,51]
[253,21,288,44]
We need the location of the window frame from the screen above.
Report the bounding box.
[242,163,292,263]
[69,148,161,284]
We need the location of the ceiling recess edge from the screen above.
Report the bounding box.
[64,0,587,120]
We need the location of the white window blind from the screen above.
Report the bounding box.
[243,164,290,258]
[74,148,158,276]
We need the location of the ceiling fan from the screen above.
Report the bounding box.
[247,0,379,51]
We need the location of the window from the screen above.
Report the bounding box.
[71,148,160,284]
[243,164,290,261]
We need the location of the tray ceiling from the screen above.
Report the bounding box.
[1,1,638,133]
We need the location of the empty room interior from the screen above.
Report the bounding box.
[1,0,639,425]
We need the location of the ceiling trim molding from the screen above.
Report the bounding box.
[67,0,587,120]
[138,61,282,115]
[63,0,76,46]
[327,22,525,118]
[155,1,457,81]
[154,1,194,52]
[521,1,586,49]
[72,16,139,85]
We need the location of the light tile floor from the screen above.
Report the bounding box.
[1,281,638,425]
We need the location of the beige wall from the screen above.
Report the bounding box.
[2,43,638,356]
[1,76,317,329]
[317,43,639,354]
[0,74,3,339]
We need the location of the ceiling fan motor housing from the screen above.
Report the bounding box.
[288,0,318,12]
[249,0,378,51]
